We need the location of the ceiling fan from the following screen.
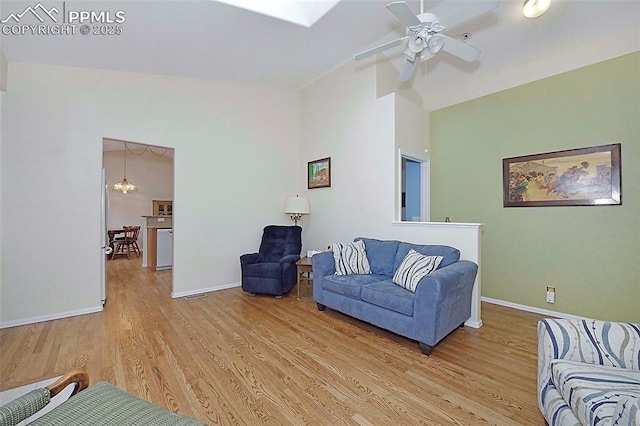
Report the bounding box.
[355,0,498,82]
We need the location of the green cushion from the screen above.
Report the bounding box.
[0,388,50,426]
[29,382,202,426]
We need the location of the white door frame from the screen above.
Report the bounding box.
[397,148,430,222]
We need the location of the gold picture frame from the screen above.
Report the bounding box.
[308,157,331,189]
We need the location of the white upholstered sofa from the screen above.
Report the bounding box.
[537,318,640,425]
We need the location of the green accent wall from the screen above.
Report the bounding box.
[431,53,639,322]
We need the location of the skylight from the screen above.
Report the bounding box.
[214,0,342,27]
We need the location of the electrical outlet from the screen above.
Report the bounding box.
[546,286,556,304]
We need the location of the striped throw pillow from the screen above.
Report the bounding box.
[332,240,371,275]
[393,249,443,292]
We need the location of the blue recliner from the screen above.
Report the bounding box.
[240,225,302,297]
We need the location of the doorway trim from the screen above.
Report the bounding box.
[397,148,430,222]
[102,137,175,295]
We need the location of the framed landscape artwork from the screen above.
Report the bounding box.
[308,157,331,189]
[503,143,621,207]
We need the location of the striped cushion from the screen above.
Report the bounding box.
[614,396,640,425]
[332,240,371,275]
[551,360,640,426]
[392,249,442,292]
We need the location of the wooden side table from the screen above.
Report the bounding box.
[296,257,313,300]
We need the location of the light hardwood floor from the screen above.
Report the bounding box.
[1,258,547,425]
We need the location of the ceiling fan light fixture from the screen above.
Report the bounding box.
[420,12,438,25]
[408,35,425,53]
[427,35,444,53]
[522,0,551,18]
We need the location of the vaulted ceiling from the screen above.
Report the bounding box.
[2,0,639,110]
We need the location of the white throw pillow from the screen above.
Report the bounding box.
[332,240,371,275]
[393,249,443,292]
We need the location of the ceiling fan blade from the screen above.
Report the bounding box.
[354,36,410,61]
[440,34,481,62]
[427,0,498,30]
[387,1,421,28]
[399,57,417,82]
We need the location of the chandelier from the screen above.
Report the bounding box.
[112,142,137,194]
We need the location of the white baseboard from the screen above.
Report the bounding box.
[171,282,241,299]
[481,297,587,320]
[0,305,104,329]
[464,319,483,328]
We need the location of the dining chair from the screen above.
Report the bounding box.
[111,226,141,259]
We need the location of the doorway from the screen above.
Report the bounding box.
[402,158,421,221]
[399,150,429,222]
[102,138,175,298]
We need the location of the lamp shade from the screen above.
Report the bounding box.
[284,196,310,214]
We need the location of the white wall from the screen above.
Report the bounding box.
[301,57,445,247]
[394,94,428,221]
[0,5,3,298]
[0,62,300,326]
[300,59,396,250]
[0,50,7,92]
[0,62,3,296]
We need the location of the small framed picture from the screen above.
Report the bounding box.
[308,157,331,189]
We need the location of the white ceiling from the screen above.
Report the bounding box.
[1,0,639,110]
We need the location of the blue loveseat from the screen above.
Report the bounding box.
[312,237,478,355]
